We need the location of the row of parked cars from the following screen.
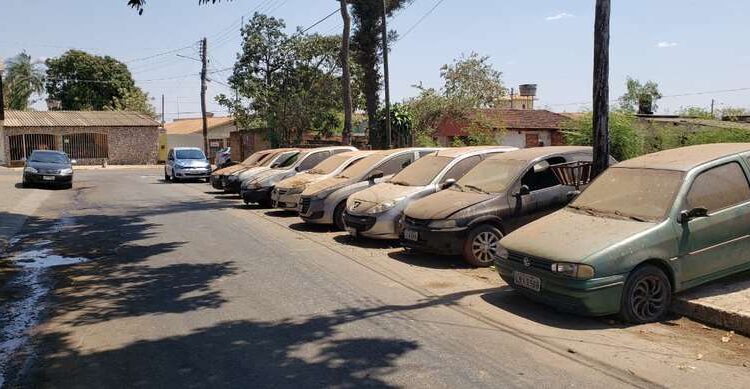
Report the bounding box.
[205,143,750,324]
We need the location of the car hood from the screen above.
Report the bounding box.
[237,166,271,179]
[302,176,353,197]
[405,189,495,220]
[349,183,424,212]
[500,208,657,263]
[27,161,70,171]
[213,164,247,176]
[276,173,325,190]
[176,159,209,168]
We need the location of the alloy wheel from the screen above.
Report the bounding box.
[471,231,500,265]
[630,275,668,322]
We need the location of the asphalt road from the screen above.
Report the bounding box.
[1,167,749,388]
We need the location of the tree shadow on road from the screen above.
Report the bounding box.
[333,234,401,250]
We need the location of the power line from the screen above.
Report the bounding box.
[398,0,448,41]
[546,86,750,108]
[124,43,199,64]
[301,8,340,34]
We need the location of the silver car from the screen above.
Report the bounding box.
[344,146,517,239]
[224,150,300,193]
[298,147,440,230]
[165,147,211,182]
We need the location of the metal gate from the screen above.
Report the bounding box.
[8,134,58,162]
[62,133,108,159]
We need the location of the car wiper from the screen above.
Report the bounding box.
[464,184,488,194]
[614,210,650,222]
[389,181,410,186]
[568,205,599,216]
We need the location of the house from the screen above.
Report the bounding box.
[1,110,160,166]
[435,109,571,148]
[162,116,237,161]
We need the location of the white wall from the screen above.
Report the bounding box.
[497,130,553,148]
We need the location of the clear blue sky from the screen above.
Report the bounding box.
[2,0,748,122]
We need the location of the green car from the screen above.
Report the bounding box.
[496,143,750,323]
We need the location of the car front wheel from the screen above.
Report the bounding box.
[463,225,503,267]
[164,169,171,182]
[620,265,671,324]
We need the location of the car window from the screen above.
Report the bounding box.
[175,149,206,160]
[418,150,435,157]
[442,156,482,182]
[684,162,750,213]
[30,152,69,164]
[332,148,350,155]
[376,153,414,176]
[521,157,566,191]
[298,151,331,170]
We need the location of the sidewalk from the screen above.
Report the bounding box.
[672,271,750,335]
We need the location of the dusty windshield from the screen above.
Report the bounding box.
[243,152,271,165]
[275,152,300,168]
[570,167,684,222]
[455,159,527,193]
[308,155,349,175]
[337,153,385,179]
[389,155,452,186]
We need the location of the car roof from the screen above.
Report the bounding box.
[31,149,65,154]
[433,146,516,158]
[615,143,750,172]
[172,147,203,151]
[487,146,592,161]
[338,150,378,158]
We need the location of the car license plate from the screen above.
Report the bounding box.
[404,229,419,242]
[43,176,55,181]
[514,272,541,292]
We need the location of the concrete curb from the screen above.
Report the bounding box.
[671,272,750,336]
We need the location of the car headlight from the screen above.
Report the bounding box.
[60,168,73,175]
[428,219,458,229]
[312,189,334,200]
[367,197,404,214]
[550,263,595,279]
[24,166,38,174]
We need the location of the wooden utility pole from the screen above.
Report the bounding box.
[339,0,354,146]
[0,68,5,121]
[161,94,165,126]
[592,0,611,177]
[200,37,209,156]
[381,0,392,149]
[711,99,715,118]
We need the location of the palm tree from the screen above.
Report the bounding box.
[3,52,45,110]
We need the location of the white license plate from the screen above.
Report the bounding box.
[43,176,55,181]
[514,272,541,292]
[404,229,419,242]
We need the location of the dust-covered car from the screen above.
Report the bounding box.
[497,143,750,323]
[224,149,300,194]
[401,146,605,267]
[210,148,288,190]
[298,147,440,230]
[240,146,357,207]
[271,150,374,211]
[343,146,517,239]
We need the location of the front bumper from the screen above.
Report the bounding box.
[399,221,468,255]
[174,167,210,179]
[225,176,242,194]
[344,209,402,240]
[24,172,73,186]
[271,188,303,210]
[241,186,273,204]
[495,255,625,316]
[298,196,331,224]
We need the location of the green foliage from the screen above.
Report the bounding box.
[2,52,45,110]
[677,106,714,119]
[619,77,662,114]
[440,52,506,108]
[377,103,413,147]
[45,50,155,116]
[720,107,748,121]
[562,110,643,161]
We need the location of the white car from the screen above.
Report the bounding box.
[165,147,211,182]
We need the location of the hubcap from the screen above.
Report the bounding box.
[472,231,500,264]
[630,275,667,321]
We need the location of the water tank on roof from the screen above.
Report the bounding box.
[518,84,538,97]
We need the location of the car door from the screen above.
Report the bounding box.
[677,161,750,286]
[504,156,569,231]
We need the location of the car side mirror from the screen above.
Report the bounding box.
[441,178,456,190]
[515,185,531,197]
[566,190,581,201]
[271,162,280,168]
[533,161,550,174]
[70,159,77,164]
[368,170,384,184]
[679,207,708,224]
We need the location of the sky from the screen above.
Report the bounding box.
[1,0,749,122]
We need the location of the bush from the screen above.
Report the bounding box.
[562,110,643,161]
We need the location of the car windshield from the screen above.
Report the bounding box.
[455,159,527,193]
[308,155,350,175]
[336,153,386,179]
[175,149,206,160]
[570,167,685,222]
[389,155,452,186]
[30,152,68,164]
[243,152,271,166]
[277,152,300,168]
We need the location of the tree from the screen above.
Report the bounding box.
[440,52,506,108]
[378,103,413,147]
[720,107,748,121]
[127,0,223,14]
[619,76,661,114]
[2,52,45,110]
[677,106,714,119]
[563,110,643,161]
[45,50,155,116]
[339,0,354,145]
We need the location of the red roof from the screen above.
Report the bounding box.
[436,109,570,137]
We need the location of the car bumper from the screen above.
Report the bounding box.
[225,177,242,193]
[495,258,625,316]
[399,224,469,255]
[24,173,73,185]
[174,167,210,179]
[344,209,402,240]
[271,189,303,210]
[298,197,332,224]
[241,186,273,204]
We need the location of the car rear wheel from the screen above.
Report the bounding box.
[620,265,671,324]
[463,225,503,267]
[333,201,347,231]
[164,170,171,182]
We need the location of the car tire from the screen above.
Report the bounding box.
[333,201,347,231]
[258,198,273,208]
[164,170,171,182]
[619,264,671,324]
[205,177,211,183]
[63,183,73,190]
[463,224,504,267]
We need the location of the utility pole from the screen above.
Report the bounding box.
[161,94,165,126]
[0,66,5,122]
[592,0,611,178]
[381,0,392,149]
[711,99,715,118]
[200,37,209,156]
[339,0,353,146]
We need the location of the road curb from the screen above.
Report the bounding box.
[671,274,750,336]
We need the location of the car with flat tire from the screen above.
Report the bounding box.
[496,143,750,323]
[165,147,211,183]
[22,150,75,189]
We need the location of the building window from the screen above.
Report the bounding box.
[62,133,109,159]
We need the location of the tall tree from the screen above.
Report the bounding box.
[2,52,46,110]
[339,0,354,145]
[619,76,661,115]
[45,50,155,116]
[440,52,506,108]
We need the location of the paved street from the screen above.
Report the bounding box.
[2,167,750,388]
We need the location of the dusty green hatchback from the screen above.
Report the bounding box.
[496,143,750,323]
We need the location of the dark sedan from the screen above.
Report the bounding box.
[22,150,75,189]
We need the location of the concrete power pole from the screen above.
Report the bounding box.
[381,0,392,149]
[200,37,209,156]
[339,0,353,146]
[592,0,611,178]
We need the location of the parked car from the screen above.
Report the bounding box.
[344,146,517,239]
[214,147,233,169]
[298,147,440,230]
[211,148,293,190]
[224,149,300,194]
[22,150,75,189]
[496,143,750,323]
[165,147,211,182]
[400,146,602,267]
[241,146,357,207]
[271,150,375,211]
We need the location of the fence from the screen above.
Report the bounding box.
[8,134,58,161]
[7,132,108,163]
